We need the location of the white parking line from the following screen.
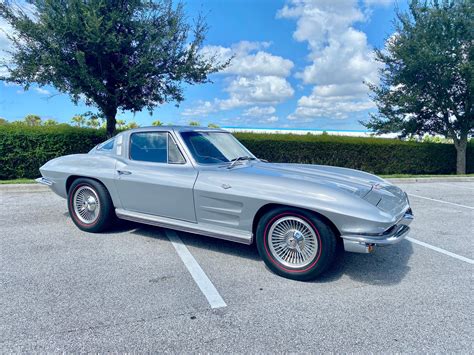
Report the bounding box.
[165,230,227,309]
[407,237,474,264]
[408,193,474,210]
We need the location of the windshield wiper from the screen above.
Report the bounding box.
[227,156,256,169]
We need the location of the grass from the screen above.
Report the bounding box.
[381,174,474,178]
[0,178,36,184]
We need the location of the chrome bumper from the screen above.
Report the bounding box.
[342,210,414,253]
[35,177,54,186]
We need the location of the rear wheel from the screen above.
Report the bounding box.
[68,178,114,233]
[256,207,337,281]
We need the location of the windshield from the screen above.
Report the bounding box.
[180,131,255,164]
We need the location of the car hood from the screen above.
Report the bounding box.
[237,162,384,198]
[237,162,408,215]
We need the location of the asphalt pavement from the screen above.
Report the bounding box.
[0,181,472,352]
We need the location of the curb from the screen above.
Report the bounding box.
[386,177,474,184]
[0,184,49,192]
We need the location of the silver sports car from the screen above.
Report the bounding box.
[37,126,413,280]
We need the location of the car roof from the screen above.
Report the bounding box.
[123,126,227,134]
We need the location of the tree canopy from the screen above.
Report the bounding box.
[363,0,473,173]
[0,0,228,136]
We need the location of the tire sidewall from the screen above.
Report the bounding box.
[256,207,336,281]
[68,178,112,232]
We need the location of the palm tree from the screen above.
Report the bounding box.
[152,120,163,126]
[71,115,85,127]
[24,114,42,126]
[86,118,100,128]
[125,122,139,129]
[189,121,200,126]
[116,119,126,129]
[44,119,58,126]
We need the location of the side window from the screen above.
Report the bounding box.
[168,135,186,164]
[97,138,115,151]
[130,132,168,163]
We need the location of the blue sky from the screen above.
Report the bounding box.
[0,0,407,129]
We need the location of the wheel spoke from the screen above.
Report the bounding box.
[267,215,319,269]
[72,186,100,225]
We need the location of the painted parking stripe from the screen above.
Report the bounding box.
[408,193,474,210]
[407,237,474,264]
[165,230,227,309]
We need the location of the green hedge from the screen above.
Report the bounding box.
[0,126,472,179]
[0,125,107,179]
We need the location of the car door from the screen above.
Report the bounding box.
[114,131,198,222]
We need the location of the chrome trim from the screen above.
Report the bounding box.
[342,224,411,245]
[341,211,413,252]
[115,208,253,245]
[267,215,319,269]
[35,177,54,186]
[73,186,100,224]
[343,240,373,253]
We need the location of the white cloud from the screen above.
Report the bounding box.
[34,87,51,95]
[229,50,293,77]
[277,0,381,121]
[0,2,37,77]
[182,76,293,117]
[184,41,295,117]
[2,81,19,87]
[0,17,12,77]
[312,83,368,97]
[265,116,279,123]
[363,0,394,7]
[243,106,276,117]
[289,91,375,121]
[181,100,215,117]
[296,28,378,86]
[200,41,293,78]
[224,75,294,105]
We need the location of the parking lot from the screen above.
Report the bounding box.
[1,181,472,352]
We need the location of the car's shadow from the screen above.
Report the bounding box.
[132,224,261,261]
[129,223,413,286]
[315,240,413,285]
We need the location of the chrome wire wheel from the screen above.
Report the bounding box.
[268,216,319,269]
[73,186,100,224]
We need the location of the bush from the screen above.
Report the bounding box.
[0,126,472,179]
[0,125,107,179]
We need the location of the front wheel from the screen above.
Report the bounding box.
[68,178,114,233]
[256,207,337,281]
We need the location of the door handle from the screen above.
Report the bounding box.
[117,170,132,175]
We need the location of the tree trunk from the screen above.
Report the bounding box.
[104,106,117,138]
[454,136,467,175]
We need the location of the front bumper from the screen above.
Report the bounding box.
[35,177,54,186]
[341,209,414,253]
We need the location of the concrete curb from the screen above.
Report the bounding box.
[0,184,49,192]
[386,177,474,184]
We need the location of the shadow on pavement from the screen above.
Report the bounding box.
[133,225,261,261]
[132,224,413,286]
[316,239,413,286]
